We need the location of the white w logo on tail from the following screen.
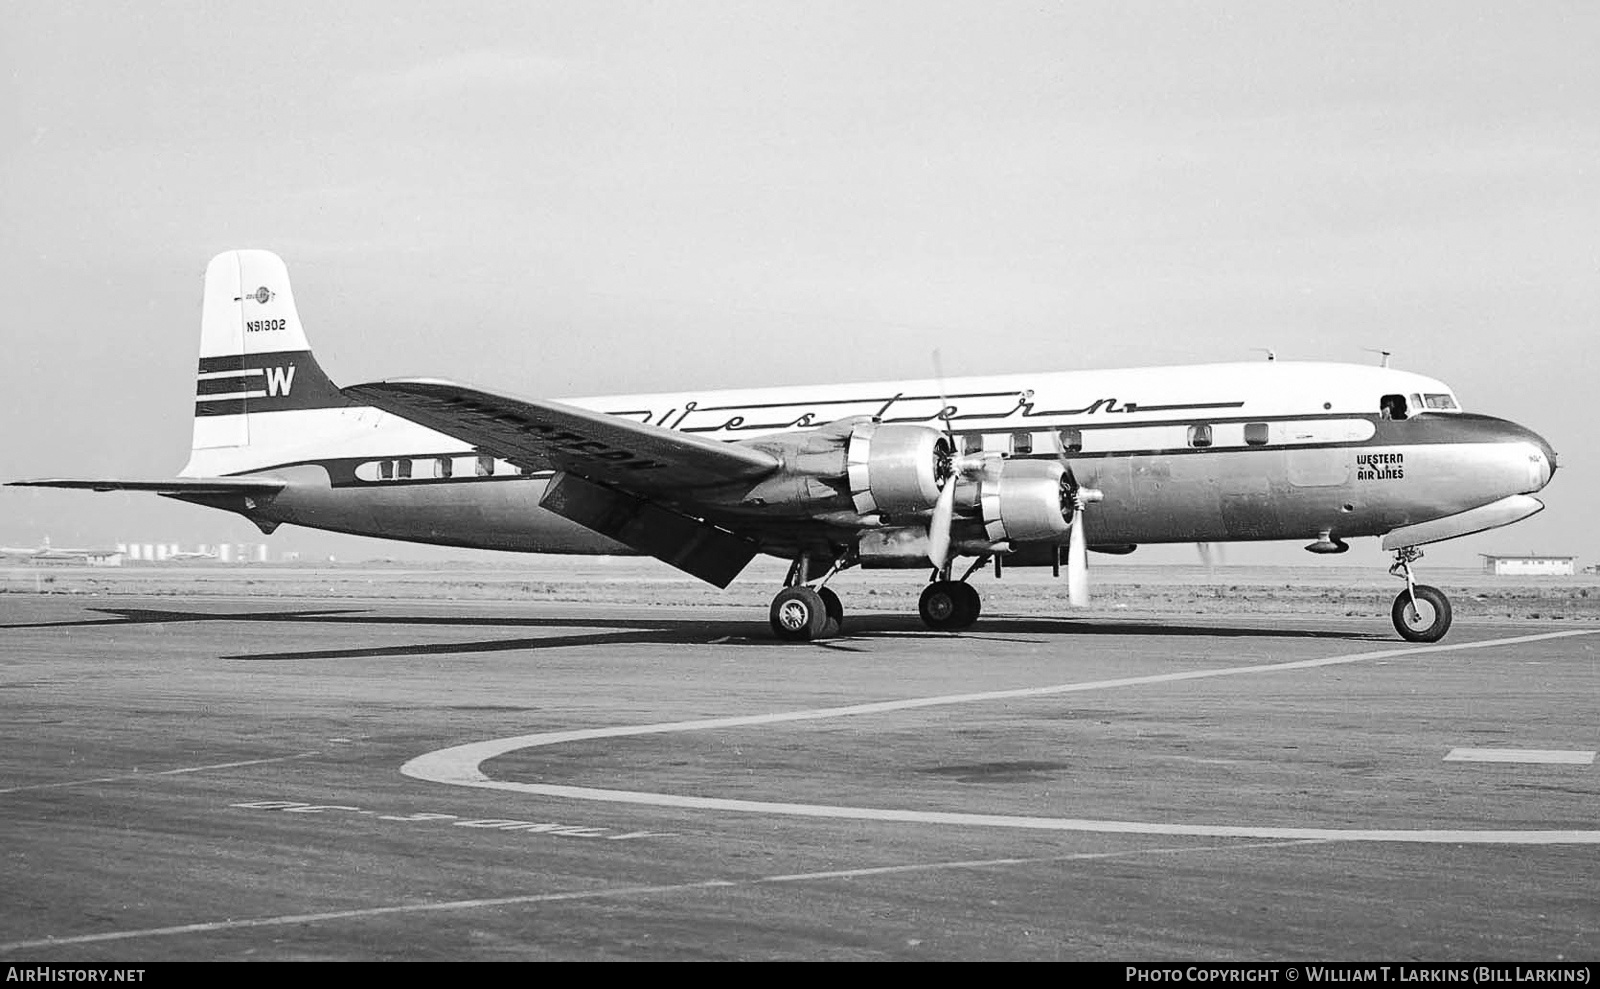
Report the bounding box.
[264,365,296,397]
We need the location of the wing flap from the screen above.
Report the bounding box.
[343,379,779,495]
[540,472,758,587]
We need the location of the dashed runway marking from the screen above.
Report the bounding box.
[0,837,1315,952]
[1444,748,1595,765]
[0,752,322,795]
[404,629,1600,845]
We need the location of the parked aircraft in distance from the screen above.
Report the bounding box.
[167,548,219,561]
[0,537,116,562]
[12,251,1558,642]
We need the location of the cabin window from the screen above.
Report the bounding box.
[1058,428,1083,454]
[434,457,452,479]
[1187,424,1213,449]
[1423,393,1459,410]
[476,455,494,477]
[1244,422,1270,447]
[1379,394,1409,420]
[1011,430,1033,456]
[378,460,394,480]
[396,459,412,479]
[961,433,983,455]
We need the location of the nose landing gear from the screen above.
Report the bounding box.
[1389,546,1453,642]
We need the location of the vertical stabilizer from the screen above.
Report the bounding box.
[183,250,352,475]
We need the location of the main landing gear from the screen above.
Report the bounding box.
[769,556,845,642]
[769,585,843,641]
[918,556,988,632]
[1389,546,1453,643]
[768,554,991,640]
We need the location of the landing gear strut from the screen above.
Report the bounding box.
[1389,546,1453,643]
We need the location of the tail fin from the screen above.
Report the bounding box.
[184,250,351,474]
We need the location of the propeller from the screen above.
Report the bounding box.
[1063,465,1101,606]
[926,448,994,569]
[927,461,958,568]
[926,348,961,570]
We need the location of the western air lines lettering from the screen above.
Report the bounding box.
[245,319,286,333]
[607,390,1245,432]
[1356,452,1404,481]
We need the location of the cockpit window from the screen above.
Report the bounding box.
[1379,394,1408,421]
[1423,393,1459,410]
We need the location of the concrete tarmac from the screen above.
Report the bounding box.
[1,592,1597,961]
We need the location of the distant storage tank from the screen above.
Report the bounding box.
[142,543,155,560]
[255,544,269,563]
[218,544,233,562]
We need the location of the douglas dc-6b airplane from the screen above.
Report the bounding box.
[12,251,1558,643]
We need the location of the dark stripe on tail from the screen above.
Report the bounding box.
[194,349,349,416]
[198,354,247,374]
[195,373,263,396]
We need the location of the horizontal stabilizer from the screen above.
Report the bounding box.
[8,477,286,495]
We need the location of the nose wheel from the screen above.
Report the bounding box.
[1389,547,1453,642]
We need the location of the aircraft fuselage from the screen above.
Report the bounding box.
[197,361,1556,561]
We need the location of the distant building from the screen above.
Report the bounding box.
[1480,554,1576,576]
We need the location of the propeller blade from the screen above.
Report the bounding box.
[1066,506,1089,606]
[927,472,957,567]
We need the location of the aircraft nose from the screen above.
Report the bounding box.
[1520,428,1557,491]
[1534,432,1558,487]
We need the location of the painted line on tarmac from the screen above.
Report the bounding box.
[1444,748,1596,765]
[403,629,1600,845]
[0,837,1312,952]
[0,753,322,795]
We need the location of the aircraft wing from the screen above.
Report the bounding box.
[343,379,781,495]
[8,477,286,494]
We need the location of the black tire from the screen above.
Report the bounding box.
[955,581,981,628]
[817,586,844,636]
[1392,585,1452,643]
[771,586,829,641]
[920,581,972,632]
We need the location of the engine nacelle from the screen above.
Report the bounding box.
[846,423,950,517]
[977,459,1073,544]
[858,523,997,568]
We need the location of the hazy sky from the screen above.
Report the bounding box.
[3,1,1596,569]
